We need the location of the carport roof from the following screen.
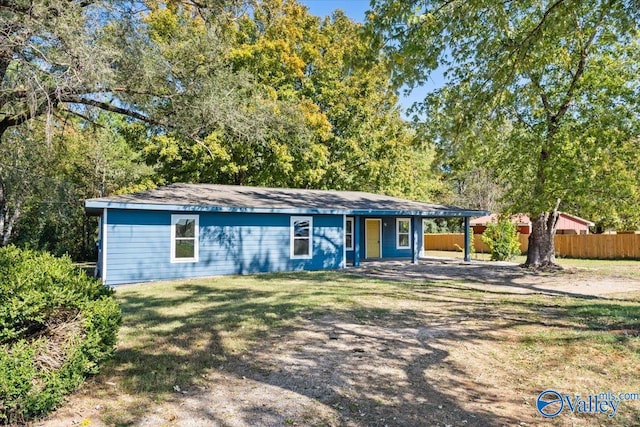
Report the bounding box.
[85,183,488,217]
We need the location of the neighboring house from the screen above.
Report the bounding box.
[470,214,532,235]
[470,213,595,235]
[555,213,595,234]
[85,183,487,285]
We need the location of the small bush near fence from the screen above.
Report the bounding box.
[0,246,121,425]
[481,219,522,261]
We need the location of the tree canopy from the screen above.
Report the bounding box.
[0,0,449,256]
[136,0,446,200]
[4,0,640,263]
[1,0,145,137]
[0,0,294,142]
[369,0,640,265]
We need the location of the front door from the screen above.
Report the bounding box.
[365,219,381,258]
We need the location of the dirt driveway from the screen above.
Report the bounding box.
[355,257,640,297]
[39,259,640,427]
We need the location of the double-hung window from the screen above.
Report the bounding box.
[396,218,411,249]
[171,214,199,263]
[345,217,354,250]
[291,216,313,259]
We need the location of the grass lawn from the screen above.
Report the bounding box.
[45,261,640,427]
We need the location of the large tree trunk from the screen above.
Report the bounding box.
[0,180,21,247]
[524,200,561,268]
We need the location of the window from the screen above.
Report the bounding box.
[345,217,354,250]
[291,216,313,259]
[171,214,199,263]
[396,218,411,249]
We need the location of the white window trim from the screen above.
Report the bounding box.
[345,217,354,251]
[290,216,313,259]
[396,218,411,250]
[171,214,199,263]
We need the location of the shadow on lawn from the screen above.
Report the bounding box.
[352,259,632,300]
[87,272,640,427]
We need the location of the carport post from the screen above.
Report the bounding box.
[353,216,361,267]
[464,216,471,262]
[412,216,419,264]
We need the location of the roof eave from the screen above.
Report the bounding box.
[84,200,488,218]
[85,201,348,216]
[347,209,490,217]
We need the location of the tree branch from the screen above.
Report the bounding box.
[56,107,107,129]
[517,0,567,53]
[376,0,460,50]
[551,3,608,124]
[459,0,569,120]
[528,72,553,124]
[0,96,56,135]
[59,95,163,127]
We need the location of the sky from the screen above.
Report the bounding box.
[300,0,370,22]
[298,0,369,22]
[299,0,441,117]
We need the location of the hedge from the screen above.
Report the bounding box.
[0,246,121,424]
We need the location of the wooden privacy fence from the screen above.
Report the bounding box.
[423,233,529,254]
[424,233,640,259]
[554,234,640,259]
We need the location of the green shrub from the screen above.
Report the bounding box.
[481,218,522,261]
[0,246,121,424]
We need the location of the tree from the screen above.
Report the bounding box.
[0,0,152,140]
[445,166,505,213]
[212,0,445,198]
[129,0,320,187]
[0,0,287,145]
[0,126,53,246]
[368,0,640,267]
[4,115,153,258]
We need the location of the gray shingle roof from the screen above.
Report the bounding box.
[85,183,486,216]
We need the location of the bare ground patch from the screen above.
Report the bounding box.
[355,258,640,297]
[37,260,640,427]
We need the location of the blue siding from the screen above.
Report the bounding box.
[346,216,420,263]
[104,209,344,285]
[381,217,412,258]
